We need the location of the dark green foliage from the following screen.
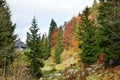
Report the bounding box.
[26,17,44,78]
[49,19,57,35]
[48,19,57,42]
[54,27,63,64]
[41,34,50,60]
[0,0,16,77]
[98,0,120,63]
[48,19,57,47]
[99,0,105,3]
[77,7,101,64]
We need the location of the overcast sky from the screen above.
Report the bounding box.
[6,0,94,42]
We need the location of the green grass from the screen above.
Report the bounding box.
[86,74,99,80]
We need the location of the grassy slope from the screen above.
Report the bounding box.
[41,49,120,80]
[41,49,81,79]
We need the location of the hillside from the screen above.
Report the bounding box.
[1,0,120,80]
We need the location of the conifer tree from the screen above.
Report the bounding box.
[41,34,50,60]
[54,27,63,64]
[98,0,120,64]
[77,7,101,64]
[26,17,43,78]
[0,0,16,77]
[49,19,57,36]
[48,19,57,48]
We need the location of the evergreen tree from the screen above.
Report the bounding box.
[48,19,57,48]
[0,0,16,77]
[26,17,43,78]
[98,0,120,64]
[77,7,101,64]
[41,34,50,60]
[54,27,63,64]
[49,19,57,36]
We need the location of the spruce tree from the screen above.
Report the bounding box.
[0,0,16,77]
[26,17,43,78]
[49,19,57,36]
[98,0,120,64]
[48,19,57,48]
[41,34,50,60]
[77,7,101,64]
[54,27,63,64]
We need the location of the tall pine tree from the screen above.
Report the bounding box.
[41,34,50,60]
[98,0,120,65]
[26,17,43,78]
[54,27,63,64]
[48,19,57,49]
[77,7,101,64]
[49,19,57,38]
[0,0,16,77]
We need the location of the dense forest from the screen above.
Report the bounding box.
[0,0,120,80]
